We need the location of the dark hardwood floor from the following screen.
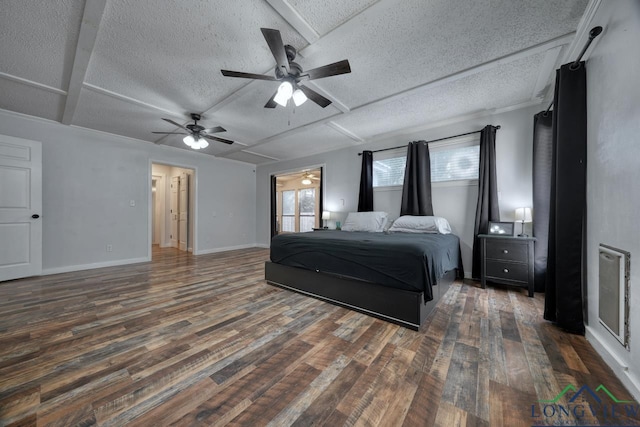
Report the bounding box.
[0,246,636,426]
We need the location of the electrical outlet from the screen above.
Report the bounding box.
[130,200,136,207]
[106,244,113,252]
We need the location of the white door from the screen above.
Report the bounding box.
[178,172,189,251]
[170,176,179,248]
[0,136,42,281]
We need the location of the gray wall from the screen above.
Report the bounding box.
[584,0,640,400]
[0,109,256,273]
[256,104,540,278]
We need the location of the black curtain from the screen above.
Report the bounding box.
[532,112,553,292]
[270,175,277,238]
[472,125,500,279]
[400,141,434,216]
[544,62,587,335]
[358,150,374,212]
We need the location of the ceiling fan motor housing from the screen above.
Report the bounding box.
[284,44,296,61]
[275,62,303,80]
[186,124,205,134]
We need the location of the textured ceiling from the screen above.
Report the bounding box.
[0,0,590,164]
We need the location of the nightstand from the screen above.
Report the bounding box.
[479,234,535,297]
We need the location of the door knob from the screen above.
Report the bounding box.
[32,214,40,219]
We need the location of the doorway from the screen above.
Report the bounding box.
[151,163,195,256]
[270,167,323,238]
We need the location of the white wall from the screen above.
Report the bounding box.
[584,0,640,400]
[256,104,540,277]
[0,109,256,274]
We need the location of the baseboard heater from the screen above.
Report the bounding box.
[598,244,630,348]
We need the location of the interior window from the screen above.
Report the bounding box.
[281,190,295,232]
[298,188,316,232]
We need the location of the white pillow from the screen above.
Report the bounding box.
[341,211,388,232]
[388,215,452,234]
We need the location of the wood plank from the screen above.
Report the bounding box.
[441,342,479,414]
[343,346,414,426]
[499,310,521,342]
[402,373,443,427]
[226,363,321,426]
[503,338,537,394]
[489,380,537,427]
[290,359,366,427]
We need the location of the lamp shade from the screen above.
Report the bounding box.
[292,88,307,106]
[183,135,195,147]
[515,207,532,223]
[322,211,330,220]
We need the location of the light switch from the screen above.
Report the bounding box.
[130,200,136,207]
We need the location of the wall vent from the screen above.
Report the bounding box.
[598,244,630,348]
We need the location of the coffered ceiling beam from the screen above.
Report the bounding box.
[61,0,107,125]
[0,71,67,96]
[265,0,320,43]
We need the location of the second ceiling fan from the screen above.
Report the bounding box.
[221,28,351,109]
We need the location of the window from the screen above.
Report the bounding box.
[281,190,295,232]
[373,155,406,187]
[298,188,316,232]
[372,135,479,187]
[430,144,479,182]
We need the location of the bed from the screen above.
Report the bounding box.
[265,224,463,330]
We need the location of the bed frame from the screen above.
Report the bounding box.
[264,261,458,330]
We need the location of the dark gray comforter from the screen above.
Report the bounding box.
[269,230,463,301]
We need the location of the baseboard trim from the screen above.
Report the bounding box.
[255,243,270,249]
[196,243,262,255]
[42,257,150,276]
[585,325,640,401]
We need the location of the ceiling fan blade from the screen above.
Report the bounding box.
[206,126,226,134]
[161,118,189,130]
[304,60,351,80]
[204,135,234,145]
[298,85,332,108]
[152,132,188,135]
[221,70,277,81]
[260,28,290,74]
[264,89,278,108]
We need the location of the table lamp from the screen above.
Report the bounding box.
[515,207,532,237]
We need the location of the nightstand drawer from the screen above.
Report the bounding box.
[485,241,528,262]
[485,260,528,282]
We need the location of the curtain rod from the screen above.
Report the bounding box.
[544,26,603,116]
[357,125,501,156]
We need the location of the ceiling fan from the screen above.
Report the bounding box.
[152,113,233,150]
[221,28,351,109]
[301,172,320,185]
